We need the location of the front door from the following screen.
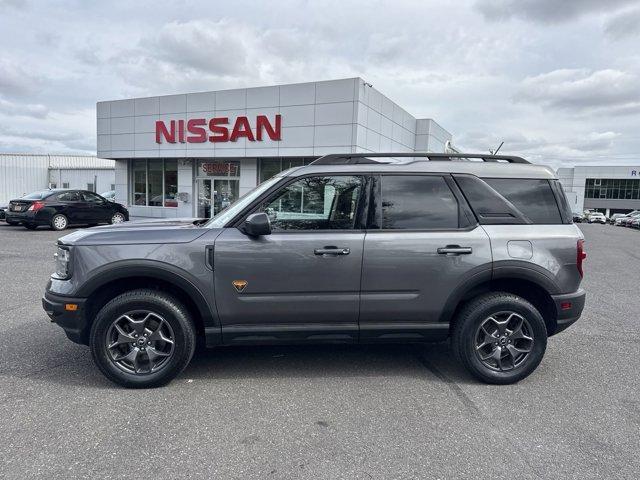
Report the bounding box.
[213,175,367,344]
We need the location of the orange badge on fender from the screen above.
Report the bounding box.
[232,280,248,293]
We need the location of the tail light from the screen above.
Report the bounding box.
[577,239,586,277]
[28,201,45,211]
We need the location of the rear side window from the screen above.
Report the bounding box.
[82,192,104,203]
[57,191,80,202]
[483,178,562,224]
[381,175,459,229]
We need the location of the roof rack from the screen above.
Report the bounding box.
[310,152,529,165]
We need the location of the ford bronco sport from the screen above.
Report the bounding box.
[42,153,586,388]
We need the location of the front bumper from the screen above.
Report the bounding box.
[42,290,88,345]
[550,289,586,335]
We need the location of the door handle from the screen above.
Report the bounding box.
[314,246,350,256]
[437,245,473,255]
[205,245,214,270]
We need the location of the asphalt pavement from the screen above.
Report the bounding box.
[0,222,638,479]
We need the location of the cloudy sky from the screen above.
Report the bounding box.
[1,0,639,168]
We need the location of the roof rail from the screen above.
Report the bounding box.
[310,152,530,165]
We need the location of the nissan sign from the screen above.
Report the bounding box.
[155,114,282,144]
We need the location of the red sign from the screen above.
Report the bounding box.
[155,115,281,144]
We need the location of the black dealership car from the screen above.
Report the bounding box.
[5,189,129,230]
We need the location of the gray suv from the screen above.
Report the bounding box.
[42,153,586,388]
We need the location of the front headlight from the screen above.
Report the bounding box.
[54,246,72,279]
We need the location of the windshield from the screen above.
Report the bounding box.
[205,175,283,228]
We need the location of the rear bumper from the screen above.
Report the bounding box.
[42,290,89,345]
[550,289,586,335]
[5,211,48,225]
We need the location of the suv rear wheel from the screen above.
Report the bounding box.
[452,292,547,384]
[89,289,196,388]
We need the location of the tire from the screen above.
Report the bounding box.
[451,292,547,385]
[89,289,196,388]
[24,223,38,230]
[109,212,125,224]
[50,214,68,231]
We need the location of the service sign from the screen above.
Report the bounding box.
[200,162,240,176]
[155,115,282,144]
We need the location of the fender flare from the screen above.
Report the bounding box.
[438,261,560,324]
[76,259,218,328]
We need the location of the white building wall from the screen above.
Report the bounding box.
[0,154,49,203]
[1,154,115,204]
[48,168,115,193]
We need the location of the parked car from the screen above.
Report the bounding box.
[43,153,586,388]
[625,213,640,228]
[631,216,640,229]
[5,189,129,230]
[587,212,606,224]
[100,190,116,202]
[609,213,627,225]
[615,214,629,226]
[572,213,585,223]
[619,213,640,227]
[0,203,7,221]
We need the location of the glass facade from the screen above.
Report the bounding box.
[258,158,316,183]
[585,178,640,200]
[130,159,179,207]
[195,160,241,218]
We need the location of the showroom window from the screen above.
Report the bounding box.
[258,158,316,183]
[585,178,640,200]
[130,159,179,207]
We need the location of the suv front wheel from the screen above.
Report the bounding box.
[452,293,547,384]
[90,289,196,388]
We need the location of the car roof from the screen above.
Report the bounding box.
[285,158,557,179]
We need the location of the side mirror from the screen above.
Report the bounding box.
[243,212,271,236]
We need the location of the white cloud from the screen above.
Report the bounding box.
[515,69,640,114]
[475,0,636,23]
[0,97,48,118]
[0,0,638,165]
[604,7,640,40]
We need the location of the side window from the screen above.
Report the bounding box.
[483,178,562,224]
[259,175,364,231]
[56,191,80,202]
[82,192,104,203]
[381,175,459,229]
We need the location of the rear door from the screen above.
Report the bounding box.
[81,191,111,222]
[55,191,83,223]
[213,174,367,344]
[359,174,492,341]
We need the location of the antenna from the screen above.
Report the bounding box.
[490,141,504,155]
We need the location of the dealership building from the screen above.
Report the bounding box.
[558,165,640,216]
[97,78,453,218]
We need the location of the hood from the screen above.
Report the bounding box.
[59,218,211,246]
